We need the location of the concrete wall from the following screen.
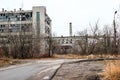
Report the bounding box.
[32,6,50,55]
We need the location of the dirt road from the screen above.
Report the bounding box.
[52,61,104,80]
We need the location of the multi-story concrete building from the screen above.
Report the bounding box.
[0,6,52,56]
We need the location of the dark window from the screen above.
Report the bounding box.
[62,39,64,44]
[3,25,5,27]
[30,12,32,17]
[70,39,72,43]
[6,16,8,18]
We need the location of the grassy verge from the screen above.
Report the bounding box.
[53,54,87,59]
[101,60,120,80]
[0,58,21,68]
[53,54,120,59]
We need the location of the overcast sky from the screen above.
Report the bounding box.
[0,0,120,36]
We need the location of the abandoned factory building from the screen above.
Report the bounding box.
[0,6,52,56]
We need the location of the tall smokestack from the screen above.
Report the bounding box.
[69,22,72,36]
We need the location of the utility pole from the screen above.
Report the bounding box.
[113,11,117,54]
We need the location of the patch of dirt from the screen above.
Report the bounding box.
[0,59,27,68]
[52,61,104,80]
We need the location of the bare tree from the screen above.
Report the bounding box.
[77,29,88,54]
[102,25,113,54]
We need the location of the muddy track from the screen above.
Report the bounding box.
[51,58,120,80]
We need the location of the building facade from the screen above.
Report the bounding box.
[0,6,52,56]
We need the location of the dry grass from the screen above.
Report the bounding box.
[0,58,10,67]
[53,54,87,59]
[0,58,21,67]
[53,54,120,59]
[53,54,103,59]
[102,60,120,80]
